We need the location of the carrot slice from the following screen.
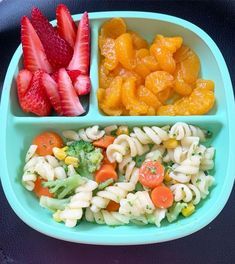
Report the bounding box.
[139,161,164,188]
[93,135,115,148]
[34,177,53,198]
[151,185,173,209]
[32,131,64,156]
[106,200,120,212]
[95,164,118,183]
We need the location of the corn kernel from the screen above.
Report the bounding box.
[53,147,67,161]
[181,203,195,217]
[163,139,179,149]
[62,146,68,151]
[64,156,79,167]
[116,126,129,136]
[164,170,172,182]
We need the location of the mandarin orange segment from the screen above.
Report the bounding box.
[150,44,176,74]
[180,49,200,84]
[100,18,127,39]
[99,37,118,70]
[99,60,113,89]
[100,105,123,116]
[142,55,160,71]
[189,88,215,115]
[157,87,172,104]
[122,78,149,115]
[104,76,123,108]
[145,71,174,94]
[115,33,136,70]
[153,35,183,53]
[157,105,176,116]
[135,48,150,60]
[97,88,105,102]
[129,31,148,49]
[134,63,151,78]
[196,79,214,91]
[174,45,190,63]
[173,97,191,115]
[137,85,162,110]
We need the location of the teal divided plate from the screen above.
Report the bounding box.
[0,11,235,245]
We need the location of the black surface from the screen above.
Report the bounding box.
[0,1,235,263]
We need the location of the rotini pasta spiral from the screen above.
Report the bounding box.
[90,182,135,213]
[25,145,38,162]
[106,134,149,163]
[148,208,167,227]
[63,126,105,142]
[191,171,214,199]
[22,171,37,191]
[54,179,98,227]
[118,155,139,185]
[170,183,201,205]
[200,147,215,171]
[130,126,169,145]
[119,191,155,217]
[169,122,206,141]
[85,208,130,226]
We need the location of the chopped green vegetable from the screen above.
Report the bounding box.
[204,130,213,139]
[43,173,85,199]
[66,140,103,178]
[166,202,187,223]
[134,182,144,191]
[40,196,70,211]
[134,154,146,167]
[98,178,114,190]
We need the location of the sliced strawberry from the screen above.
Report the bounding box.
[67,12,90,74]
[56,4,77,48]
[74,74,91,96]
[21,16,52,73]
[16,69,33,99]
[17,70,52,116]
[67,70,81,83]
[42,72,63,115]
[58,68,85,116]
[31,7,73,70]
[51,71,59,82]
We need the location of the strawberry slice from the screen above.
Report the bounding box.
[42,72,63,115]
[51,71,59,82]
[31,7,73,70]
[74,74,91,96]
[56,4,77,48]
[67,12,90,75]
[57,68,85,116]
[16,69,33,98]
[21,16,52,73]
[67,70,81,83]
[17,70,52,116]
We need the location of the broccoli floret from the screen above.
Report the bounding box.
[85,148,103,173]
[67,140,94,156]
[40,196,70,211]
[66,140,103,178]
[43,173,85,199]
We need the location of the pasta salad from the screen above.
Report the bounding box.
[22,122,215,227]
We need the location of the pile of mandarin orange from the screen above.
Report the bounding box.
[97,18,215,116]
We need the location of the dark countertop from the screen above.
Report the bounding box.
[0,1,234,263]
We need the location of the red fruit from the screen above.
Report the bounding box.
[42,72,63,115]
[51,71,59,82]
[56,4,77,48]
[57,68,85,116]
[67,12,90,74]
[31,7,73,70]
[21,16,52,73]
[17,70,52,116]
[16,69,33,98]
[67,70,81,83]
[74,74,91,96]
